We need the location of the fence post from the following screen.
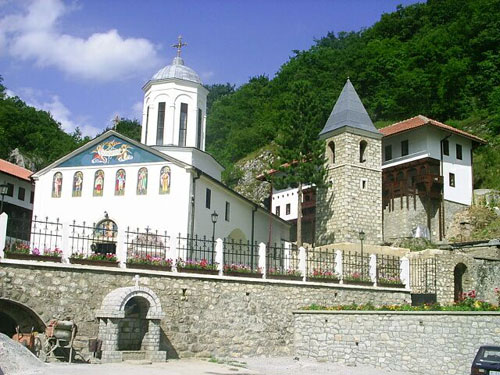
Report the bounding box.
[116,228,126,269]
[215,238,223,276]
[400,256,410,290]
[258,242,266,279]
[170,236,178,272]
[0,212,7,259]
[335,250,343,283]
[369,254,377,286]
[299,247,307,282]
[284,242,291,271]
[60,222,70,263]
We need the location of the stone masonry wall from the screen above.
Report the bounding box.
[316,132,382,245]
[0,261,409,360]
[294,311,500,375]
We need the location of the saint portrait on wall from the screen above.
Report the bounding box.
[137,167,148,195]
[115,169,126,196]
[52,172,63,198]
[159,166,171,194]
[93,170,104,197]
[72,171,83,197]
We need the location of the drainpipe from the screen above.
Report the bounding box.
[189,168,201,236]
[439,134,452,241]
[251,205,258,270]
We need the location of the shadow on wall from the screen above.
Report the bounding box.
[160,329,179,359]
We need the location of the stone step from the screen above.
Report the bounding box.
[121,350,147,361]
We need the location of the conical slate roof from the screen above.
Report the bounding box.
[319,79,380,137]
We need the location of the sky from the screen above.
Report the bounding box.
[0,0,422,137]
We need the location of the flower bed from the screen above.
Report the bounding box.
[70,252,118,267]
[4,243,62,262]
[377,276,404,288]
[126,255,172,271]
[176,258,218,274]
[267,268,302,281]
[343,272,372,286]
[223,264,262,278]
[308,269,340,283]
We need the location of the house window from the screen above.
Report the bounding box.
[196,108,203,149]
[286,203,291,215]
[225,201,230,221]
[206,188,211,209]
[449,173,455,187]
[30,191,34,204]
[179,103,188,146]
[18,187,25,201]
[6,183,13,197]
[275,206,280,216]
[156,102,166,145]
[52,172,62,198]
[401,140,409,156]
[385,145,392,161]
[328,141,335,164]
[456,144,463,160]
[443,139,449,156]
[359,140,367,163]
[72,171,83,197]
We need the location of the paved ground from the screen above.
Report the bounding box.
[37,357,412,375]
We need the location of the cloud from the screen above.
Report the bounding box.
[201,71,215,81]
[131,101,143,121]
[0,0,161,81]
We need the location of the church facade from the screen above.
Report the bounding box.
[31,41,289,247]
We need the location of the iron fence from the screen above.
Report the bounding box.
[223,239,259,271]
[125,227,169,261]
[376,254,401,284]
[69,220,118,258]
[342,250,371,281]
[410,257,437,294]
[177,234,216,264]
[306,246,337,279]
[266,243,300,275]
[5,216,62,253]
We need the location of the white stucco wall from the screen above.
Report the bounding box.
[141,80,207,150]
[0,172,34,211]
[272,187,299,221]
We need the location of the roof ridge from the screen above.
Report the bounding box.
[380,115,423,130]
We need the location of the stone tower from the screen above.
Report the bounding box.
[315,79,383,245]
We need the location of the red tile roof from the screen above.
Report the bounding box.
[380,115,487,144]
[0,159,33,181]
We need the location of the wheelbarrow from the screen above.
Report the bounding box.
[42,319,77,363]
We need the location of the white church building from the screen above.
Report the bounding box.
[31,40,290,251]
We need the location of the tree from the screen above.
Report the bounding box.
[269,81,326,246]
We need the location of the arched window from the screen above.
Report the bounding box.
[359,140,367,163]
[137,168,148,195]
[328,141,335,164]
[159,166,171,194]
[52,172,63,198]
[179,103,188,146]
[115,169,126,196]
[93,170,104,197]
[72,171,83,197]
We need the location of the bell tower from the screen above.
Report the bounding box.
[141,36,208,150]
[315,79,383,245]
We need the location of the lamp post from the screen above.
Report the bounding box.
[358,230,365,278]
[211,210,218,264]
[0,183,9,214]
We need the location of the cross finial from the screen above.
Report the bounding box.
[172,35,187,57]
[134,274,140,287]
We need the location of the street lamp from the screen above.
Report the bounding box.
[0,183,9,214]
[358,230,365,278]
[211,210,218,264]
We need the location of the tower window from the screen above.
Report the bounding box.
[286,203,291,215]
[205,188,211,209]
[449,173,455,187]
[179,103,188,146]
[401,140,409,156]
[328,141,335,164]
[156,102,166,145]
[196,108,203,149]
[275,206,280,216]
[359,140,367,163]
[360,178,367,190]
[456,144,462,160]
[144,106,149,144]
[443,139,449,156]
[385,145,392,161]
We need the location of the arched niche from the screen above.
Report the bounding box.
[0,298,46,337]
[453,263,468,302]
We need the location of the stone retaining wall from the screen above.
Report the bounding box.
[294,310,500,375]
[0,260,409,360]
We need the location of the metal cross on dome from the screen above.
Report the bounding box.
[172,35,187,57]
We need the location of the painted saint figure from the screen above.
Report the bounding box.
[137,167,148,195]
[115,169,126,196]
[93,170,104,196]
[159,166,171,194]
[52,172,63,198]
[72,171,83,197]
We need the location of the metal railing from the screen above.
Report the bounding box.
[69,221,117,258]
[125,227,169,261]
[266,243,300,276]
[376,254,401,284]
[177,234,216,264]
[342,250,371,281]
[306,246,337,280]
[410,258,437,294]
[5,216,62,253]
[223,239,259,272]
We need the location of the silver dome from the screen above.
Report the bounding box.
[152,56,202,84]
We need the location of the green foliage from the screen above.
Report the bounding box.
[206,0,500,189]
[468,206,500,240]
[205,83,235,115]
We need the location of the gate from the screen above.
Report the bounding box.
[410,258,437,305]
